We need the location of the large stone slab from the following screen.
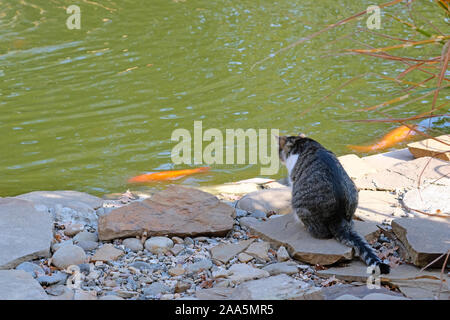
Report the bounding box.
[16,190,103,227]
[407,134,450,161]
[98,185,235,240]
[237,188,292,215]
[0,198,53,269]
[317,261,449,300]
[402,185,449,216]
[391,216,450,267]
[0,270,48,300]
[355,156,450,191]
[355,190,405,223]
[230,274,312,300]
[240,214,379,266]
[210,239,255,264]
[362,148,414,172]
[338,154,377,179]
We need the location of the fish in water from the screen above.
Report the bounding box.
[128,167,210,183]
[348,125,418,152]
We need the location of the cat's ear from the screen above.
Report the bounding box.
[298,133,306,138]
[278,136,287,149]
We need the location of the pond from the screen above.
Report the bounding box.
[0,0,448,196]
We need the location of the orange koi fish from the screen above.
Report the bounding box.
[128,167,210,183]
[348,125,418,152]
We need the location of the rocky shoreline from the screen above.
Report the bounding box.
[0,141,449,300]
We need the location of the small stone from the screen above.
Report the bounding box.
[143,282,171,296]
[52,244,86,269]
[245,241,270,262]
[184,237,194,246]
[64,223,84,237]
[210,239,254,264]
[262,262,298,275]
[170,244,184,256]
[185,259,212,274]
[168,266,185,277]
[276,246,290,262]
[212,267,230,279]
[75,240,98,251]
[174,281,191,293]
[122,238,144,252]
[36,272,68,286]
[15,262,45,278]
[172,236,184,244]
[144,237,174,254]
[91,244,124,262]
[226,263,270,284]
[51,240,73,253]
[104,279,117,287]
[237,253,253,263]
[249,210,267,219]
[73,231,98,243]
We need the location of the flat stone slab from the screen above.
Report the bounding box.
[362,148,414,172]
[15,190,103,227]
[407,134,450,161]
[230,274,312,300]
[195,287,235,300]
[402,185,450,216]
[317,261,449,300]
[338,154,377,179]
[355,156,450,191]
[98,185,235,240]
[210,239,254,264]
[355,190,405,224]
[0,198,53,269]
[391,216,450,267]
[240,214,379,266]
[237,188,292,215]
[0,270,48,300]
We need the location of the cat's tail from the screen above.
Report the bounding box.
[330,221,390,274]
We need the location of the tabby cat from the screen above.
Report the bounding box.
[278,134,390,274]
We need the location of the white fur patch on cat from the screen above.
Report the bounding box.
[285,153,299,185]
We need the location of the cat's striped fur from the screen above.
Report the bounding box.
[279,134,390,274]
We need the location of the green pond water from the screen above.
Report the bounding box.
[1,0,448,197]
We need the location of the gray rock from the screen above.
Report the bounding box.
[130,261,161,271]
[75,240,98,251]
[122,238,144,252]
[276,246,290,262]
[0,270,48,300]
[0,198,53,269]
[16,262,45,278]
[210,239,254,264]
[52,239,74,252]
[143,282,172,296]
[249,210,267,219]
[91,244,123,262]
[245,241,270,262]
[237,188,292,215]
[64,223,84,237]
[262,262,299,275]
[230,274,311,300]
[226,263,270,284]
[195,287,235,300]
[52,244,86,269]
[241,214,379,266]
[144,237,174,254]
[392,216,450,267]
[170,244,185,256]
[73,231,98,243]
[16,190,103,228]
[37,272,68,286]
[185,259,212,273]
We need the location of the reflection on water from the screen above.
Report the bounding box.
[0,0,448,196]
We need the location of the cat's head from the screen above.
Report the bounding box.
[277,133,306,164]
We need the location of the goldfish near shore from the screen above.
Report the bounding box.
[128,166,210,183]
[348,125,418,152]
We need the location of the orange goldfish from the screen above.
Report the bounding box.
[348,125,418,152]
[128,167,210,183]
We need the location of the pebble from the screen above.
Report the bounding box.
[52,239,74,252]
[91,244,124,262]
[185,259,213,274]
[237,252,254,263]
[170,244,185,256]
[73,231,98,243]
[52,244,86,269]
[144,237,174,254]
[174,281,192,293]
[64,223,84,237]
[75,240,98,251]
[276,246,290,262]
[15,262,45,278]
[143,282,171,296]
[172,236,184,244]
[122,238,144,252]
[168,266,186,277]
[36,272,68,286]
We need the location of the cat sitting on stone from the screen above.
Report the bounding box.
[278,134,390,274]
